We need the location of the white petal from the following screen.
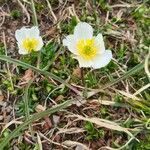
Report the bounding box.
[18,49,28,54]
[91,50,112,69]
[15,26,40,43]
[63,35,78,55]
[15,27,27,42]
[18,42,28,54]
[36,37,44,51]
[94,33,105,54]
[75,56,93,68]
[29,26,40,38]
[74,22,93,39]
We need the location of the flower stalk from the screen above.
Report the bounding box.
[30,0,38,26]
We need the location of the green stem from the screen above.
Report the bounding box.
[30,0,41,69]
[0,100,72,150]
[81,68,85,86]
[24,80,33,120]
[37,51,41,69]
[30,0,38,26]
[81,68,88,98]
[3,31,14,91]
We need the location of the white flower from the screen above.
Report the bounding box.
[63,22,112,69]
[15,26,44,54]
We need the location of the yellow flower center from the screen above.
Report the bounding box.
[77,38,97,60]
[22,38,39,52]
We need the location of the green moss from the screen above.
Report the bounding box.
[84,121,105,140]
[11,10,21,19]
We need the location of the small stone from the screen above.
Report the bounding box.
[55,95,64,102]
[0,101,5,106]
[73,67,82,78]
[0,90,4,101]
[75,145,84,150]
[0,115,3,120]
[35,104,46,112]
[13,146,19,150]
[53,115,60,125]
[0,95,4,101]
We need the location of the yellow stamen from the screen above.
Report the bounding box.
[22,38,39,52]
[77,38,97,60]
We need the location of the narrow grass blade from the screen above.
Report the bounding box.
[30,0,38,26]
[0,55,81,96]
[103,62,145,89]
[24,79,33,120]
[87,62,145,98]
[0,100,72,150]
[144,51,150,79]
[68,114,134,137]
[24,79,35,138]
